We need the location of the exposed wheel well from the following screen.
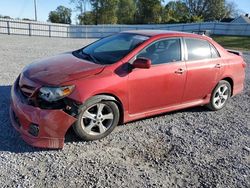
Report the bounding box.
[93,93,124,124]
[221,77,234,96]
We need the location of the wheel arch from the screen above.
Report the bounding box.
[84,93,125,124]
[221,77,234,96]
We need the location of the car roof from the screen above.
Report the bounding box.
[122,29,203,38]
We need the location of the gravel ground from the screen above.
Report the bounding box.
[0,34,249,188]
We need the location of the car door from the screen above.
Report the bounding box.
[128,38,187,115]
[182,38,222,102]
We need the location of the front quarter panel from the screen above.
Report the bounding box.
[65,63,129,115]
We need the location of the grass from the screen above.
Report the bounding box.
[212,35,250,51]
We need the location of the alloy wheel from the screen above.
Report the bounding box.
[212,84,229,109]
[81,103,114,136]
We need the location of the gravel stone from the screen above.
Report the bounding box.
[0,34,249,187]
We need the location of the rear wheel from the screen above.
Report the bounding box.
[207,80,231,111]
[73,99,119,141]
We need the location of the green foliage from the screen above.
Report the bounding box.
[70,0,238,24]
[0,15,12,19]
[212,35,250,51]
[78,11,95,25]
[22,18,33,21]
[117,0,136,24]
[183,0,236,21]
[136,0,163,24]
[162,1,189,23]
[90,0,119,24]
[48,6,72,24]
[188,15,204,23]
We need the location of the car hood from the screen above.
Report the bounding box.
[22,52,105,85]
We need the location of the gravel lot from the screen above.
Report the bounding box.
[0,34,249,188]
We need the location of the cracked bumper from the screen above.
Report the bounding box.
[9,82,77,149]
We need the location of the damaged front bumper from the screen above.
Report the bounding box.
[9,80,77,149]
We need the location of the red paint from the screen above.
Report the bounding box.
[10,30,246,148]
[23,53,105,85]
[133,58,151,69]
[10,83,76,148]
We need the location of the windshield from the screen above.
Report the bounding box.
[73,33,149,64]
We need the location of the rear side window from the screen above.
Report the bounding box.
[185,38,211,61]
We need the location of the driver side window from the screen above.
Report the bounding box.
[137,38,181,65]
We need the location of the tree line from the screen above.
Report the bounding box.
[48,0,238,25]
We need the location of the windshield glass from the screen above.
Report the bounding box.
[73,33,149,64]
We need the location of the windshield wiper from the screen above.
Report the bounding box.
[81,51,100,64]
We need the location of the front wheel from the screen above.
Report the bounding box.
[207,80,231,111]
[73,100,120,141]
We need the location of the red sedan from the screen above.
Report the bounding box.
[10,30,246,148]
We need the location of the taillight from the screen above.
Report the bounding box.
[242,61,247,68]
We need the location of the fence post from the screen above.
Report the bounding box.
[28,23,31,36]
[102,25,104,37]
[85,25,87,39]
[6,21,10,35]
[49,25,51,37]
[67,26,69,38]
[213,22,216,35]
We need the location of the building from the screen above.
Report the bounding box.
[231,14,250,24]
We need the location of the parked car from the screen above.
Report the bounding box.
[10,30,246,148]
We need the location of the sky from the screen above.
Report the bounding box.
[0,0,249,23]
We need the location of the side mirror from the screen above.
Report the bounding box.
[132,58,151,69]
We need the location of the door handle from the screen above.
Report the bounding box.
[215,64,222,68]
[175,68,185,74]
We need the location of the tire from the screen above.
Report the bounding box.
[73,99,120,141]
[207,80,231,111]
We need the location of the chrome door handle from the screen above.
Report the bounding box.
[215,64,222,68]
[175,68,185,74]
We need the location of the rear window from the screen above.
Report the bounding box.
[185,38,211,61]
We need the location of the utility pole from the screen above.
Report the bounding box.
[34,0,37,21]
[84,0,87,39]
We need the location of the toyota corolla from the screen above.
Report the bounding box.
[10,30,246,148]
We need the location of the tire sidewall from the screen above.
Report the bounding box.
[73,100,120,141]
[209,80,231,111]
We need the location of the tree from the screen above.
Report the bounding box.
[183,0,237,21]
[117,0,136,24]
[0,15,12,19]
[90,0,119,24]
[48,6,72,24]
[224,1,239,18]
[70,0,87,15]
[205,0,227,21]
[136,0,163,24]
[22,18,33,21]
[162,1,189,23]
[78,11,95,24]
[70,0,238,25]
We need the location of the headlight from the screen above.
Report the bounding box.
[39,85,75,102]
